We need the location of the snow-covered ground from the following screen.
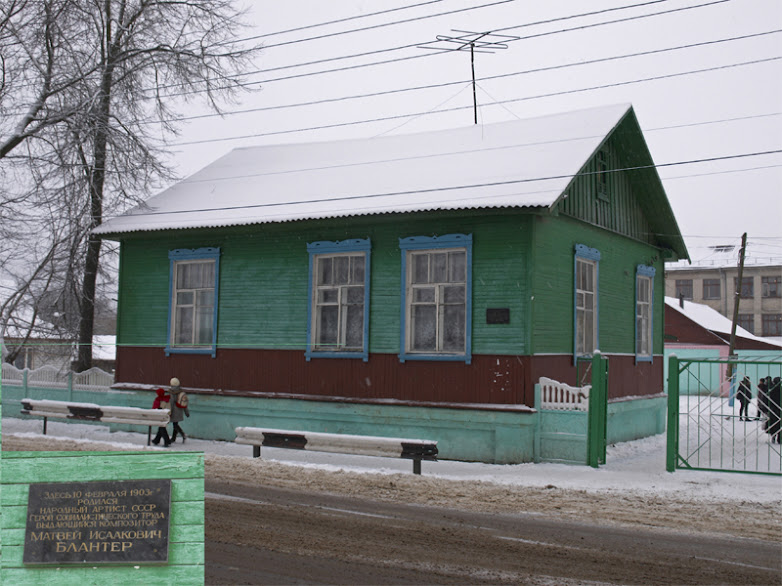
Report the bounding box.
[3,415,780,504]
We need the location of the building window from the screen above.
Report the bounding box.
[575,244,600,359]
[675,279,692,300]
[167,248,220,357]
[738,314,754,334]
[734,277,754,299]
[762,276,781,298]
[762,314,782,337]
[306,239,370,361]
[702,279,720,300]
[636,265,655,362]
[399,234,472,363]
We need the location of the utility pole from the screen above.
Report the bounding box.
[419,30,519,125]
[727,232,748,385]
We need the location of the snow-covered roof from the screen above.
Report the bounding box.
[666,241,782,270]
[664,296,782,348]
[95,103,633,235]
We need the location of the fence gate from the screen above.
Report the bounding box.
[666,356,782,475]
[534,352,608,467]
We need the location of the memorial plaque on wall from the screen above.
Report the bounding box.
[23,479,171,564]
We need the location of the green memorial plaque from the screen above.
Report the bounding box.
[23,479,171,565]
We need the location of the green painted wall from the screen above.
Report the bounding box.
[117,210,535,356]
[558,134,654,245]
[0,451,204,584]
[530,215,665,355]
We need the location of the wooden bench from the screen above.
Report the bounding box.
[21,399,170,446]
[235,427,438,475]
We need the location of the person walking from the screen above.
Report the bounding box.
[169,377,190,443]
[151,387,172,447]
[737,376,752,421]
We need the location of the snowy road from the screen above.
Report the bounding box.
[204,478,781,585]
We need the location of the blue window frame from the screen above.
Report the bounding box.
[306,239,371,361]
[574,244,600,362]
[399,234,472,364]
[166,247,220,357]
[635,265,655,363]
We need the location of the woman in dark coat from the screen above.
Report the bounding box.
[757,377,770,420]
[767,377,781,444]
[736,376,752,421]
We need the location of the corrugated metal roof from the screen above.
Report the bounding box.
[95,103,634,236]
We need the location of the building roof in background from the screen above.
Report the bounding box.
[664,296,782,349]
[666,240,782,270]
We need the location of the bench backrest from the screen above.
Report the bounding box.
[21,399,170,425]
[235,427,438,460]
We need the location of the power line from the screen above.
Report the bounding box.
[145,29,780,126]
[171,56,782,146]
[230,0,447,42]
[152,0,701,97]
[258,0,519,50]
[98,148,782,222]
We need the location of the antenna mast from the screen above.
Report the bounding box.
[420,30,518,124]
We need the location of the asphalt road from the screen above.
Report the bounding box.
[204,479,782,585]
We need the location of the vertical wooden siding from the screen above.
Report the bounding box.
[558,133,654,245]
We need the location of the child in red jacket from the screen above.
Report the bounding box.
[151,387,171,447]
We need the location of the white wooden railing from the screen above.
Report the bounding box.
[1,363,114,392]
[539,376,590,411]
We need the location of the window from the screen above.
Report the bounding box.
[675,279,692,300]
[762,276,781,298]
[167,248,220,356]
[734,277,754,299]
[762,314,782,337]
[738,314,754,334]
[306,239,370,360]
[636,265,655,362]
[574,244,600,359]
[399,234,472,363]
[702,279,720,300]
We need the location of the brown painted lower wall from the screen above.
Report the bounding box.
[115,347,663,405]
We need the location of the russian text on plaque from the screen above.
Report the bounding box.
[24,479,171,564]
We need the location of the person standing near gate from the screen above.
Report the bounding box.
[757,377,770,422]
[169,377,190,443]
[767,377,781,444]
[737,376,752,421]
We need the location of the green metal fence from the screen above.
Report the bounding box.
[666,355,782,475]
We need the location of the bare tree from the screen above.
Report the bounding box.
[1,0,259,370]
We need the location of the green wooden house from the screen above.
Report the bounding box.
[94,103,688,463]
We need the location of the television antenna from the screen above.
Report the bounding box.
[419,30,519,124]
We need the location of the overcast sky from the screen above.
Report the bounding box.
[160,0,781,263]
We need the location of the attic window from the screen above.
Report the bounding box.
[596,148,609,202]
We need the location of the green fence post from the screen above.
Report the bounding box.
[666,354,680,472]
[587,351,607,468]
[533,383,541,463]
[68,370,73,402]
